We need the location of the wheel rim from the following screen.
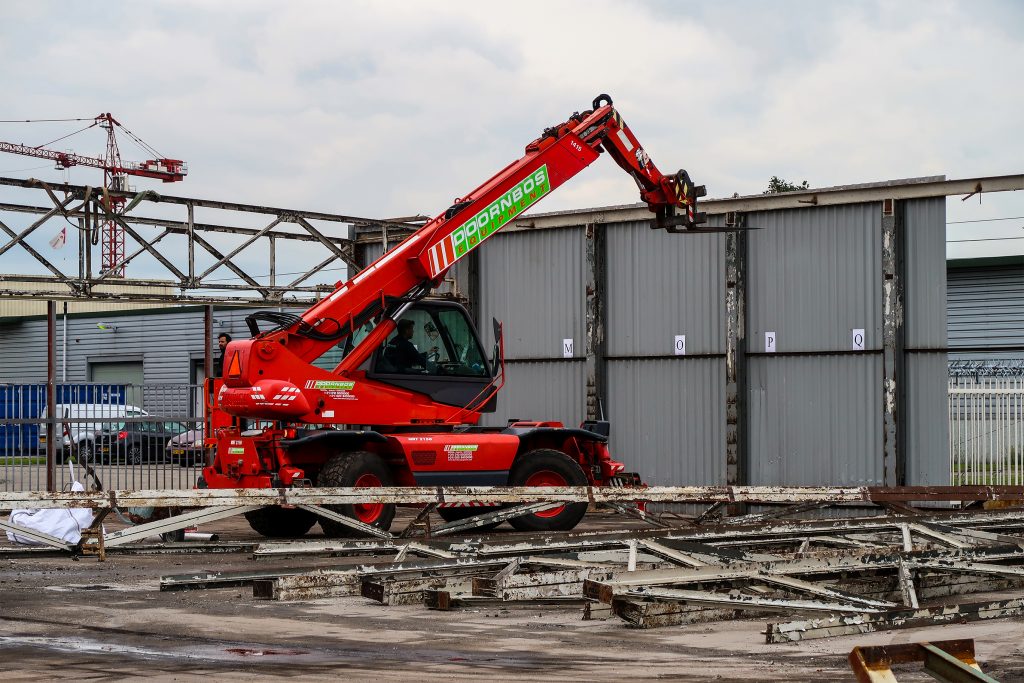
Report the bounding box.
[353,473,383,523]
[523,470,568,518]
[128,447,141,464]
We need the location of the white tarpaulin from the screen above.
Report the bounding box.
[5,466,96,545]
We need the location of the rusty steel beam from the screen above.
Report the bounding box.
[0,176,421,230]
[767,597,1024,643]
[4,485,1024,511]
[511,173,1024,231]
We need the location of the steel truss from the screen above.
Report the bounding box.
[3,484,1024,557]
[6,487,1024,645]
[0,175,424,305]
[140,505,1024,648]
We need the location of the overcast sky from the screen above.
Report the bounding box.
[1,0,1022,289]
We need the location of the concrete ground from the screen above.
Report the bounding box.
[2,513,1024,681]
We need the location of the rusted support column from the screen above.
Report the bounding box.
[204,305,213,382]
[881,199,907,485]
[725,214,748,487]
[45,300,56,492]
[584,222,607,421]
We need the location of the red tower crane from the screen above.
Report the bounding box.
[0,113,187,275]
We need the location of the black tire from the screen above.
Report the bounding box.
[508,449,588,532]
[244,506,318,538]
[77,442,96,465]
[436,506,504,532]
[316,451,395,537]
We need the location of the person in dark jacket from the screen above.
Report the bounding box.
[385,320,428,372]
[213,333,232,377]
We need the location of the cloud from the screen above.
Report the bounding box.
[0,0,1021,280]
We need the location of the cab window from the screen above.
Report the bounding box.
[374,307,488,377]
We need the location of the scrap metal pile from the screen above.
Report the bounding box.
[158,503,1024,644]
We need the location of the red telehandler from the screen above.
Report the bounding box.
[202,94,706,537]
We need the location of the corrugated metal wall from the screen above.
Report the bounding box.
[747,355,883,485]
[743,204,886,486]
[603,222,726,486]
[605,224,726,356]
[903,198,949,484]
[745,205,882,353]
[477,228,585,359]
[607,358,725,486]
[0,306,291,384]
[948,259,1024,360]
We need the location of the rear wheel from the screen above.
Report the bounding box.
[244,506,318,538]
[316,451,395,537]
[508,449,588,532]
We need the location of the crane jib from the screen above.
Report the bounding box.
[427,165,550,277]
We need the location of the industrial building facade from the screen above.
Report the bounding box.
[0,177,979,491]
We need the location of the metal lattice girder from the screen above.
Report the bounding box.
[0,518,76,551]
[5,485,1024,511]
[583,544,1024,604]
[767,597,1024,643]
[98,505,261,548]
[295,503,393,540]
[0,175,424,305]
[627,586,881,615]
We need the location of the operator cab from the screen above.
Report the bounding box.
[368,301,496,411]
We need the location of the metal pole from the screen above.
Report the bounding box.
[61,301,67,381]
[204,305,213,382]
[46,300,56,492]
[584,222,607,421]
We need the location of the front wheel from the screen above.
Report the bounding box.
[316,451,395,537]
[244,506,318,538]
[508,449,589,532]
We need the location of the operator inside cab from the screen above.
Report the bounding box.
[384,319,437,373]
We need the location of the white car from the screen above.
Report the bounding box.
[39,403,149,454]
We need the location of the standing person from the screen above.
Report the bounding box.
[213,333,232,377]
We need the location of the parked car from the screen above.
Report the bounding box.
[82,420,188,465]
[40,403,149,458]
[166,426,206,467]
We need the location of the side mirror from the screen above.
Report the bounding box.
[491,317,504,378]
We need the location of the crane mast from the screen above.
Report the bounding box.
[0,113,187,275]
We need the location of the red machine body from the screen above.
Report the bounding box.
[203,95,704,537]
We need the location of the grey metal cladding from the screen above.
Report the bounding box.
[948,264,1024,351]
[746,204,882,353]
[747,354,883,485]
[482,360,584,427]
[904,352,950,486]
[606,221,726,356]
[904,198,947,349]
[0,306,292,384]
[477,228,585,360]
[607,357,726,486]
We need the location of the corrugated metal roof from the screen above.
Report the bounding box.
[0,282,178,318]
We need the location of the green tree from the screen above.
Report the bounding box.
[764,176,810,194]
